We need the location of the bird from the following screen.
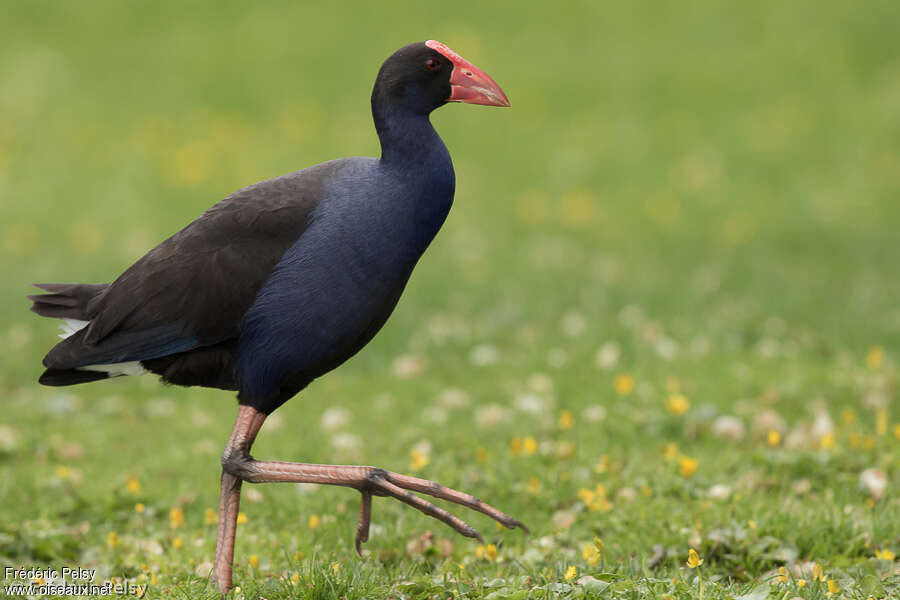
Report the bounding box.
[29,40,525,593]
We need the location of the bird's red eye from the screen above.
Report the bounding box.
[425,58,440,71]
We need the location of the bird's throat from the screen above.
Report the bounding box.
[373,102,449,167]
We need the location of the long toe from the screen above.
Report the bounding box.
[374,476,484,541]
[382,471,526,534]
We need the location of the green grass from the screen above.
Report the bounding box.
[1,1,899,598]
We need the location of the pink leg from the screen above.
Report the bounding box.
[212,405,526,594]
[212,406,265,594]
[212,470,241,591]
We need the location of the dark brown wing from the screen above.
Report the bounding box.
[42,160,344,369]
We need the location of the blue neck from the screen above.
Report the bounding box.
[373,103,451,169]
[370,99,456,260]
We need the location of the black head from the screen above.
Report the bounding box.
[372,41,510,116]
[372,42,454,115]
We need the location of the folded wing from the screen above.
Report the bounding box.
[34,160,345,373]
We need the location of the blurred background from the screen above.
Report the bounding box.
[1,0,898,594]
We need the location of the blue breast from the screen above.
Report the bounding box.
[235,120,455,405]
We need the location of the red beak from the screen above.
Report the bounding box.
[426,40,510,107]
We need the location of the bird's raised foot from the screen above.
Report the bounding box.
[213,406,527,594]
[352,466,528,555]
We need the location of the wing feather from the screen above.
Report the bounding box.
[42,159,346,369]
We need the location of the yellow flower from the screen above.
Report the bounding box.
[766,430,781,446]
[308,514,320,529]
[665,394,690,416]
[820,433,836,450]
[204,508,218,524]
[476,543,498,560]
[797,579,806,587]
[866,346,884,370]
[875,548,895,561]
[812,564,825,581]
[593,454,610,473]
[410,449,430,471]
[590,497,612,512]
[748,520,757,530]
[614,374,635,396]
[577,487,596,505]
[291,572,300,584]
[126,476,142,495]
[776,566,788,583]
[248,554,259,569]
[558,410,574,429]
[578,484,612,511]
[679,456,698,477]
[894,423,900,440]
[134,503,145,514]
[640,485,653,497]
[527,477,541,494]
[662,443,679,460]
[827,579,839,595]
[560,190,596,226]
[686,548,703,568]
[54,465,72,480]
[521,436,538,456]
[564,565,577,580]
[876,409,887,436]
[169,508,185,528]
[293,550,304,561]
[484,544,499,561]
[594,537,605,553]
[511,436,538,457]
[172,536,183,549]
[106,531,119,548]
[236,512,248,525]
[841,408,857,426]
[582,544,601,565]
[476,446,488,463]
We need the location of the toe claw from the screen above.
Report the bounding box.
[510,519,530,534]
[349,468,524,553]
[355,491,372,556]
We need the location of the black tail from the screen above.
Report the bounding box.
[39,368,110,386]
[29,283,108,319]
[30,283,110,387]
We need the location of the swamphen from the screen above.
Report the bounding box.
[29,40,524,592]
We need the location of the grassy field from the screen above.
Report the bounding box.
[1,1,899,598]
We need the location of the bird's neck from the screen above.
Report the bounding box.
[373,104,450,168]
